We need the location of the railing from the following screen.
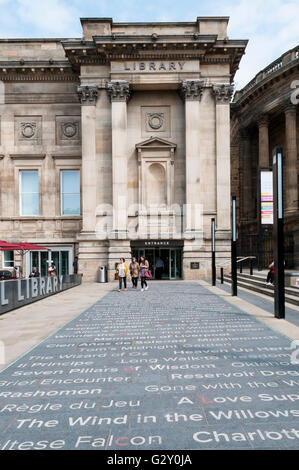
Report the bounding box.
[217,256,256,284]
[234,46,299,101]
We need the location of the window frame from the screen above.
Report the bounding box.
[60,169,81,216]
[3,250,14,268]
[19,169,39,216]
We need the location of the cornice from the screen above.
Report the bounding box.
[10,154,46,160]
[0,60,78,81]
[234,45,299,105]
[52,153,81,159]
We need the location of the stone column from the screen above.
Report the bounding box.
[284,105,298,213]
[240,128,252,219]
[77,84,98,233]
[212,83,234,231]
[107,80,131,237]
[180,79,204,235]
[106,81,131,281]
[258,115,270,168]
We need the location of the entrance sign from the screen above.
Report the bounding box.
[260,171,273,225]
[111,60,200,74]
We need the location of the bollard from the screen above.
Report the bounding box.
[220,268,224,284]
[250,259,253,276]
[239,261,243,274]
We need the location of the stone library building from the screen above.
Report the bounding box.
[3,15,295,282]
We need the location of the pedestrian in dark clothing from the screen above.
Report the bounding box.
[266,261,275,285]
[73,256,78,274]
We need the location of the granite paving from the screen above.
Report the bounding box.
[0,282,298,450]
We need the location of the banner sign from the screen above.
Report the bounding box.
[260,171,273,225]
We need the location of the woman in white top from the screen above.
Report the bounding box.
[116,258,129,292]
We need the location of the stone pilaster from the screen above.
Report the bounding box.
[107,81,131,281]
[284,104,298,213]
[107,81,131,236]
[77,84,98,233]
[180,80,204,235]
[212,84,234,231]
[258,114,270,168]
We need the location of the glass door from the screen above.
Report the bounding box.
[41,251,49,277]
[170,249,176,279]
[28,248,72,277]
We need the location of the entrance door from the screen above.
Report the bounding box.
[131,247,182,280]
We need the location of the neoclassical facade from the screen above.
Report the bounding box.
[0,17,247,281]
[231,46,299,269]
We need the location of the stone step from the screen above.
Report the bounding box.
[234,273,299,297]
[221,275,299,307]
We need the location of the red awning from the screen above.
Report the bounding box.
[0,241,50,251]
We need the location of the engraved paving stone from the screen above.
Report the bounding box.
[0,282,298,450]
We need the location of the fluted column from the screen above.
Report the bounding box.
[285,105,298,213]
[107,80,131,237]
[212,83,234,230]
[77,84,98,232]
[258,115,270,168]
[180,79,204,234]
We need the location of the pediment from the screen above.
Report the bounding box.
[135,136,177,150]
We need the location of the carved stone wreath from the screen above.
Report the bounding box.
[62,122,77,138]
[148,113,164,130]
[21,122,36,139]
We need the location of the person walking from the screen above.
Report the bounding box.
[73,256,78,274]
[139,256,150,292]
[130,257,139,289]
[155,256,164,279]
[116,258,129,292]
[266,261,275,285]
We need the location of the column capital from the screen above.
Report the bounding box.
[77,84,98,105]
[180,79,204,101]
[257,114,269,127]
[284,103,297,116]
[107,80,131,102]
[212,83,234,104]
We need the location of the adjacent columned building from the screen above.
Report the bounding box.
[231,46,299,269]
[0,17,247,281]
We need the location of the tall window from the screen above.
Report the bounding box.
[61,170,80,215]
[20,170,39,215]
[3,251,14,267]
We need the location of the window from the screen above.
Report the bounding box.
[3,251,14,268]
[61,170,80,215]
[28,248,71,277]
[20,170,39,215]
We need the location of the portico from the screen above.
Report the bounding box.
[63,16,247,281]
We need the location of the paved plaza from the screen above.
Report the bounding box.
[0,282,299,450]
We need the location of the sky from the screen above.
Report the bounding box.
[0,0,298,89]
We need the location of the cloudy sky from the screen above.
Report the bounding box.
[0,0,298,89]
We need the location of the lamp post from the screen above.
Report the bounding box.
[231,196,237,296]
[273,147,285,319]
[211,218,216,286]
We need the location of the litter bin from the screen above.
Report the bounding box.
[98,266,107,283]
